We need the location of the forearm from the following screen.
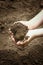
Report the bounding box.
[18,10,43,29]
[26,28,43,37]
[28,10,43,29]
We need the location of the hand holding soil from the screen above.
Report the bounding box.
[16,10,43,45]
[9,22,29,45]
[9,23,43,46]
[9,10,43,46]
[16,28,43,46]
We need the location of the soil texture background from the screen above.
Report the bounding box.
[0,0,43,65]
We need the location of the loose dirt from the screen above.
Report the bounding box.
[0,0,43,65]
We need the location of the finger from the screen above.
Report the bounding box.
[9,28,16,42]
[14,21,29,27]
[16,37,32,46]
[16,41,24,46]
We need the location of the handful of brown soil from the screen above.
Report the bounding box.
[11,22,28,42]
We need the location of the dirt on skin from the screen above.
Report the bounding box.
[0,0,43,65]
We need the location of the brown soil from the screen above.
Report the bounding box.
[11,22,28,42]
[0,0,43,65]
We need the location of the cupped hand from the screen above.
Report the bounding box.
[9,21,43,46]
[16,28,43,46]
[16,30,35,46]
